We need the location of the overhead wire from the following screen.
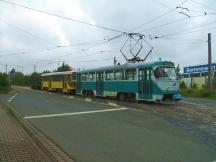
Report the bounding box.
[0,0,126,34]
[46,39,118,60]
[36,50,112,64]
[139,12,214,33]
[38,57,113,69]
[151,20,216,39]
[170,26,216,36]
[0,18,58,46]
[0,46,60,57]
[129,0,188,32]
[162,37,206,42]
[137,0,215,34]
[0,37,119,57]
[190,0,216,12]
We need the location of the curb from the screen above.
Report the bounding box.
[1,101,75,162]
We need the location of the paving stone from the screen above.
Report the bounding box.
[0,103,74,161]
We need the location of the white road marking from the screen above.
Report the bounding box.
[25,107,129,119]
[7,93,18,102]
[107,102,119,107]
[85,98,92,102]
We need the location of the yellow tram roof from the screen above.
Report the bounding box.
[41,71,75,77]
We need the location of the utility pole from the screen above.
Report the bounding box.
[34,64,36,73]
[8,69,11,87]
[208,33,212,93]
[6,64,7,74]
[114,57,117,66]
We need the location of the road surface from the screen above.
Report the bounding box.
[0,87,215,162]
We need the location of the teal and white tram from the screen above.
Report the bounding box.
[76,61,181,102]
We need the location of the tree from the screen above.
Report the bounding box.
[0,72,8,87]
[11,71,25,85]
[30,72,41,89]
[42,70,51,74]
[175,64,181,80]
[179,81,187,89]
[176,64,180,74]
[56,62,72,72]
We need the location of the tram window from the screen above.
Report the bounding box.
[125,69,136,80]
[44,76,49,81]
[147,70,150,80]
[154,67,176,80]
[92,73,96,80]
[115,70,124,80]
[82,73,87,81]
[68,74,76,81]
[106,71,114,80]
[88,73,95,81]
[88,73,92,80]
[52,75,63,81]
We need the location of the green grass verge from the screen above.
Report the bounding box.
[0,87,12,94]
[180,88,216,99]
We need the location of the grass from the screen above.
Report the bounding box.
[0,86,12,94]
[180,88,216,99]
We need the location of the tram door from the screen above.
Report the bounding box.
[48,76,51,90]
[63,75,67,92]
[138,68,152,99]
[76,73,81,93]
[96,72,104,96]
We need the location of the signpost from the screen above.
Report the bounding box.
[208,33,212,93]
[183,63,216,74]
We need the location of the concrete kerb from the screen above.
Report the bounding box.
[1,101,75,162]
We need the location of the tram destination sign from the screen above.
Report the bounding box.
[184,63,216,74]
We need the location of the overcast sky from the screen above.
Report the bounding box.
[0,0,215,74]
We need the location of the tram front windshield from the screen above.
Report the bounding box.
[154,67,177,80]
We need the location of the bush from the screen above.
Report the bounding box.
[30,73,41,90]
[187,88,194,93]
[0,73,10,93]
[202,84,207,89]
[0,73,8,87]
[180,81,187,89]
[190,83,198,89]
[202,90,211,97]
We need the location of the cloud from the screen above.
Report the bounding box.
[0,0,215,73]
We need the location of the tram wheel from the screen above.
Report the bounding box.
[118,93,125,101]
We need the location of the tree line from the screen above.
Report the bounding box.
[0,63,72,92]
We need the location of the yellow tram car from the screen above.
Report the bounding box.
[41,71,76,93]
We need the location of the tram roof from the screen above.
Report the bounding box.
[41,70,75,76]
[77,61,175,73]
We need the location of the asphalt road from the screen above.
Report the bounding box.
[0,88,216,162]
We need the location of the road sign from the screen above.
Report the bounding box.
[184,63,216,74]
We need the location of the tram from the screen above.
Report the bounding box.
[76,61,181,102]
[41,71,76,93]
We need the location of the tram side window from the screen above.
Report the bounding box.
[68,74,76,81]
[115,70,124,80]
[52,75,63,81]
[125,69,136,80]
[88,73,96,81]
[82,73,87,81]
[43,76,49,81]
[106,71,114,80]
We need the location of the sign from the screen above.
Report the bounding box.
[162,62,174,67]
[184,63,216,74]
